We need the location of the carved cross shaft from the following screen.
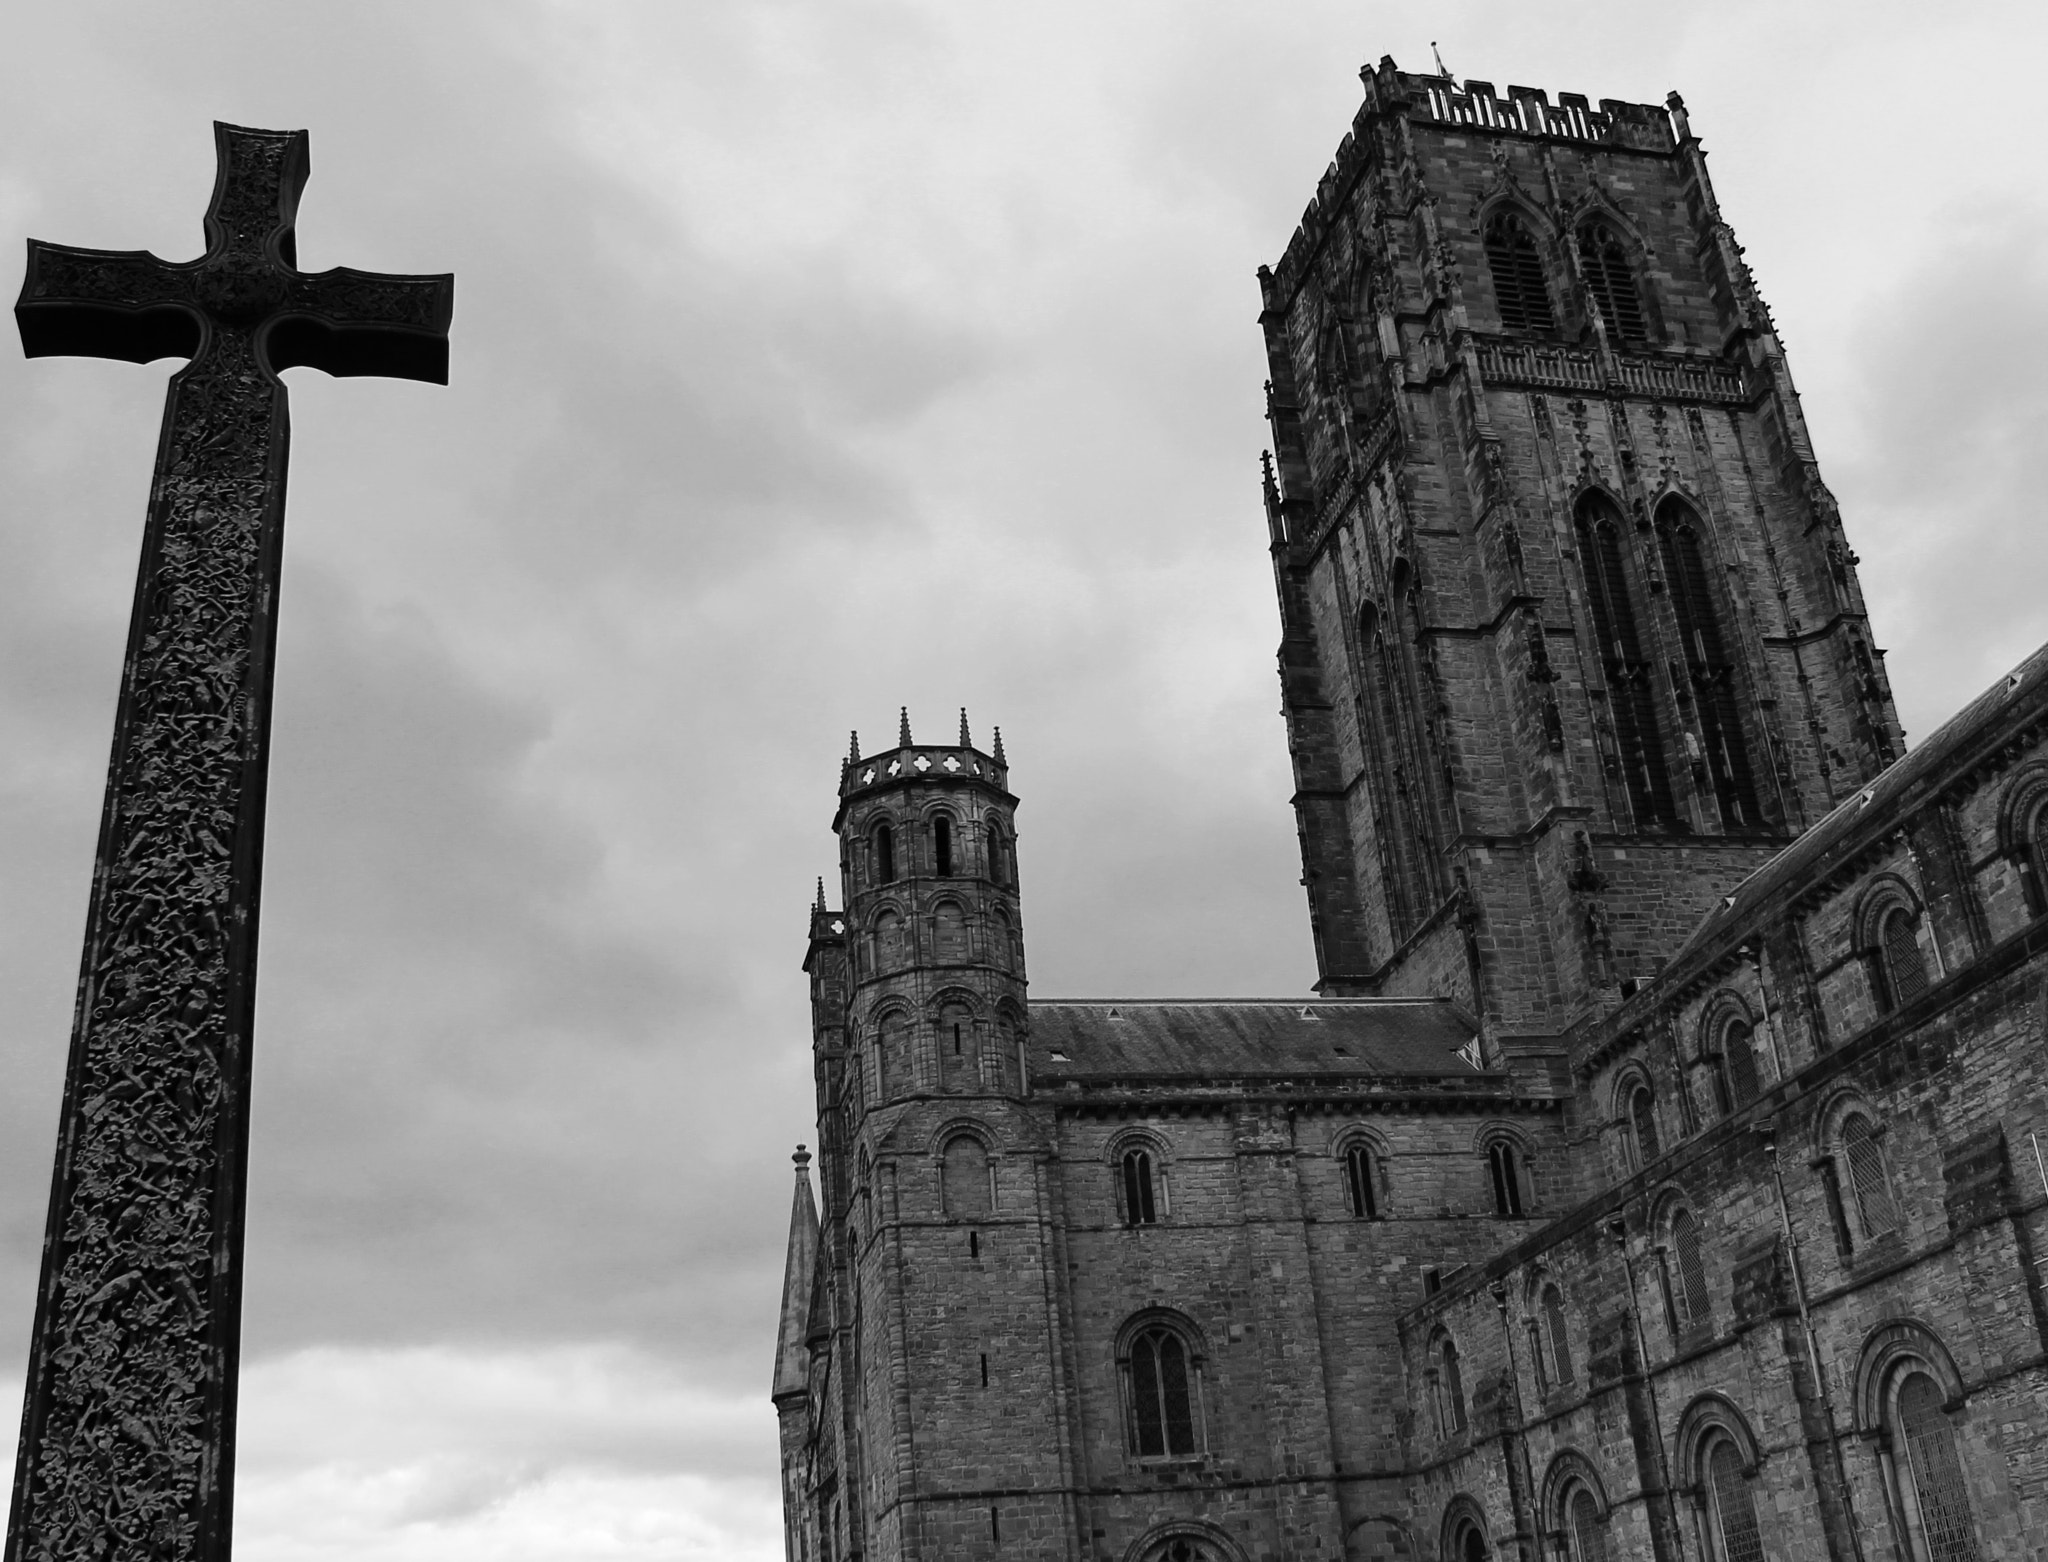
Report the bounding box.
[8,123,451,1562]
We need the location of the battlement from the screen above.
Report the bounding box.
[1261,58,1679,314]
[838,743,1009,802]
[1409,75,1672,148]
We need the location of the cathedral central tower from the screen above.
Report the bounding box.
[1258,64,1900,1064]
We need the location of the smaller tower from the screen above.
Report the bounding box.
[832,713,1027,1112]
[804,717,1074,1560]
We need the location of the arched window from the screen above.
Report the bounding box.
[1704,1441,1764,1562]
[873,821,896,883]
[1137,1533,1233,1562]
[1567,1489,1611,1562]
[1356,602,1421,938]
[872,908,906,972]
[1121,1148,1161,1226]
[985,823,1011,886]
[940,1134,992,1219]
[1657,502,1760,828]
[1344,1142,1382,1219]
[2030,798,2048,914]
[992,905,1019,971]
[1484,211,1556,334]
[1842,1114,1900,1239]
[1628,1083,1661,1168]
[1487,1140,1527,1216]
[1895,1373,1979,1562]
[938,999,975,1092]
[933,814,955,876]
[877,1010,911,1099]
[1879,906,1931,1011]
[1542,1284,1575,1387]
[932,901,968,964]
[1435,1334,1468,1435]
[1578,221,1647,343]
[1123,1320,1202,1457]
[1670,1207,1712,1333]
[1721,1020,1761,1109]
[2009,783,2048,915]
[1577,495,1677,830]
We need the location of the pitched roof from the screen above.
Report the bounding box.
[1667,637,2048,970]
[770,1148,820,1402]
[1025,998,1478,1082]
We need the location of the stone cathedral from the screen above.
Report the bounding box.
[771,59,2048,1562]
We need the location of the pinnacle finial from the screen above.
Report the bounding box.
[814,876,826,911]
[848,729,860,765]
[992,725,1006,764]
[793,1144,811,1169]
[959,707,971,746]
[898,707,913,746]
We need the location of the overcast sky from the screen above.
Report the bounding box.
[0,2,2043,1558]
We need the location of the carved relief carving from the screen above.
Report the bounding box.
[11,123,451,1562]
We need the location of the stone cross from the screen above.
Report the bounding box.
[7,123,452,1562]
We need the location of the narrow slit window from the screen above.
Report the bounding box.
[873,822,896,883]
[934,814,954,876]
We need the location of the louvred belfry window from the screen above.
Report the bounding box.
[1579,221,1648,343]
[1484,212,1557,334]
[1658,504,1761,828]
[1578,498,1677,829]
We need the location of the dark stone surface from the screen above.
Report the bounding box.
[8,123,449,1562]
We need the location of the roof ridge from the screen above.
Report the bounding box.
[1027,996,1449,1007]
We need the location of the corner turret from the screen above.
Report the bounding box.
[831,710,1027,1111]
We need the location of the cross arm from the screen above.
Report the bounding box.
[16,241,202,364]
[271,266,455,384]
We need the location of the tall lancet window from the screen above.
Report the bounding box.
[1578,221,1648,343]
[1356,602,1422,936]
[1484,211,1557,334]
[1658,500,1761,828]
[1577,496,1677,830]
